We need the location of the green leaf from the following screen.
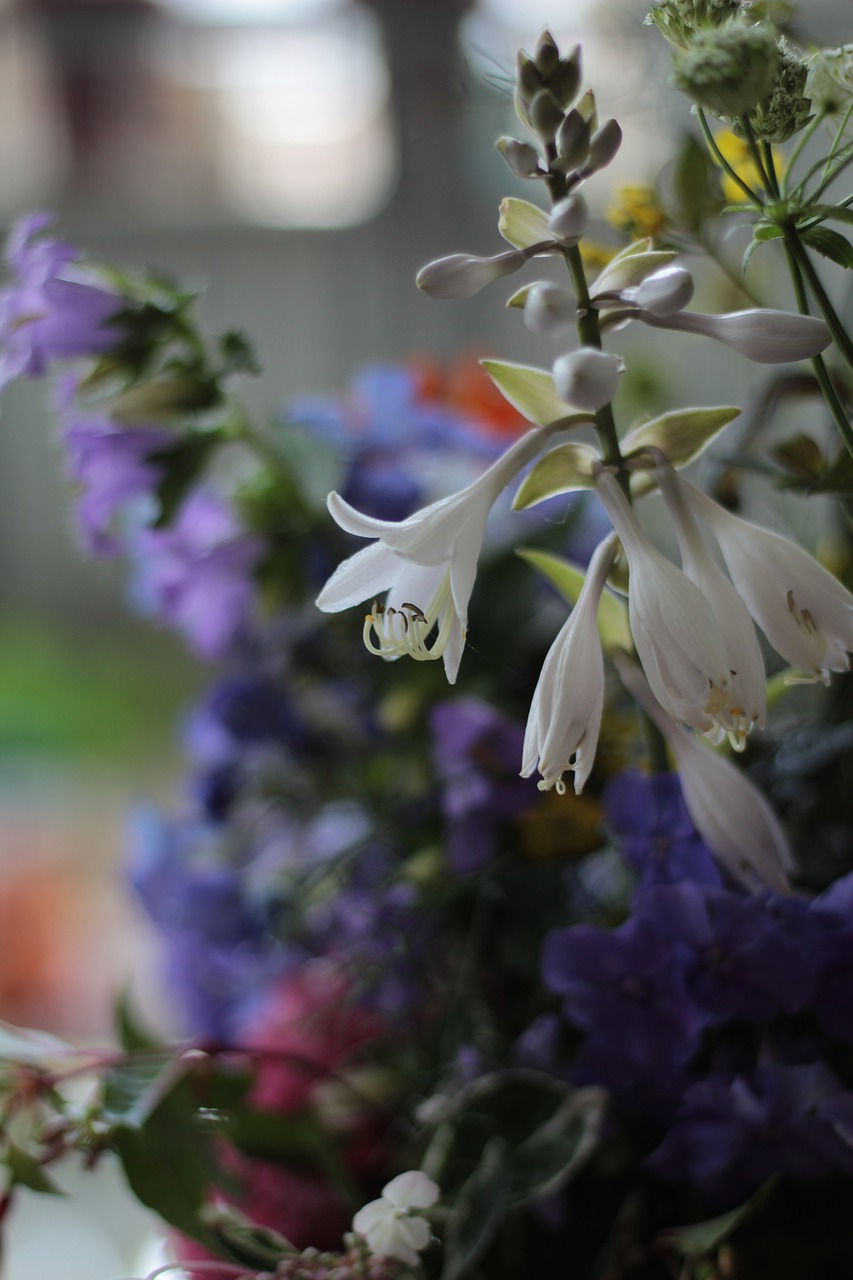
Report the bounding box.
[658,1179,776,1259]
[673,132,720,232]
[589,248,678,297]
[621,406,741,495]
[151,430,225,529]
[219,330,261,377]
[498,197,549,249]
[267,421,348,510]
[6,1145,64,1195]
[512,443,600,507]
[753,223,784,241]
[115,994,162,1054]
[799,225,853,268]
[516,548,631,651]
[101,1051,185,1129]
[771,433,826,482]
[441,1137,509,1280]
[0,1021,75,1065]
[505,283,534,309]
[802,203,853,228]
[481,360,577,426]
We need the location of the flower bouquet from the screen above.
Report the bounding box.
[4,4,853,1278]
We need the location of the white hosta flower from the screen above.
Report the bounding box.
[683,480,853,683]
[637,307,831,364]
[316,428,549,683]
[616,655,792,893]
[595,470,732,735]
[620,265,694,317]
[523,281,578,336]
[416,249,526,299]
[656,460,766,749]
[553,348,622,411]
[548,192,589,245]
[353,1171,439,1265]
[521,535,617,795]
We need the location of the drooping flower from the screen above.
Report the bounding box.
[655,458,766,748]
[595,469,734,737]
[316,426,550,683]
[682,480,853,683]
[352,1171,439,1264]
[521,535,616,795]
[0,213,124,388]
[416,249,526,299]
[616,655,793,892]
[637,306,831,363]
[553,348,622,412]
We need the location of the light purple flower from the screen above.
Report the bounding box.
[0,213,123,387]
[62,415,175,555]
[132,490,266,659]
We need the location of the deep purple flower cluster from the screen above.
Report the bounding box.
[541,770,853,1204]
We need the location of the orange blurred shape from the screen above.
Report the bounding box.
[411,357,529,439]
[0,862,89,1029]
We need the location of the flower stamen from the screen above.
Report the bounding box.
[363,575,456,664]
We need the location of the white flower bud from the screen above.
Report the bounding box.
[416,249,527,300]
[622,265,695,316]
[553,348,621,411]
[639,307,832,363]
[548,193,589,245]
[555,109,592,167]
[496,136,543,179]
[580,119,622,175]
[523,282,578,336]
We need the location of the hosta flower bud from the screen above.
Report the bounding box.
[416,250,526,300]
[553,348,622,411]
[639,306,831,363]
[579,119,622,177]
[529,88,565,140]
[548,193,589,245]
[672,21,779,118]
[623,265,695,316]
[496,137,543,179]
[548,46,582,109]
[555,109,592,168]
[534,29,561,78]
[523,282,578,336]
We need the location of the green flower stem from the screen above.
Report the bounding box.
[810,147,853,203]
[696,108,762,206]
[781,237,853,461]
[783,111,828,195]
[789,141,853,202]
[739,117,775,201]
[785,227,853,374]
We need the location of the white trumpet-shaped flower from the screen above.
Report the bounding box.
[682,480,853,683]
[616,655,792,893]
[521,535,617,795]
[316,427,550,683]
[416,249,526,299]
[595,469,732,735]
[637,307,831,364]
[352,1170,439,1265]
[655,459,766,749]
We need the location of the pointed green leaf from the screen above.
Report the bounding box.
[513,443,600,508]
[0,1021,76,1065]
[590,248,678,297]
[101,1051,186,1129]
[498,198,549,249]
[803,203,853,228]
[481,359,578,426]
[622,406,741,495]
[799,225,853,268]
[517,548,631,651]
[6,1145,64,1195]
[505,283,535,308]
[658,1180,776,1259]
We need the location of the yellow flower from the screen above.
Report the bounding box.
[715,129,785,203]
[579,240,617,274]
[606,184,667,240]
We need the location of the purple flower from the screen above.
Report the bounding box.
[430,697,537,873]
[637,881,814,1021]
[649,1063,853,1202]
[131,490,266,659]
[603,770,721,889]
[0,213,123,387]
[543,916,707,1071]
[62,414,175,555]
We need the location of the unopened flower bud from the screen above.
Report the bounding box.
[416,250,527,300]
[623,265,694,316]
[749,38,811,143]
[529,89,565,141]
[523,282,578,336]
[553,348,622,411]
[548,193,589,245]
[672,21,779,118]
[555,109,592,170]
[646,0,741,49]
[548,46,582,109]
[516,50,544,106]
[496,137,543,179]
[580,119,622,176]
[534,30,561,78]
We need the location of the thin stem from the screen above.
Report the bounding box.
[826,98,853,169]
[696,231,763,306]
[782,237,853,460]
[696,108,762,206]
[782,110,827,195]
[738,117,774,200]
[786,228,853,373]
[811,147,853,203]
[789,140,853,202]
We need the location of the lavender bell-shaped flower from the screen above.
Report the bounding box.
[682,479,853,682]
[316,426,550,683]
[595,469,734,736]
[521,535,617,795]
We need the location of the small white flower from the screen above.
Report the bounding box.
[316,428,550,683]
[620,265,694,317]
[416,250,527,299]
[521,535,616,795]
[637,307,831,364]
[616,655,793,893]
[655,460,766,749]
[553,348,622,412]
[595,469,732,736]
[682,480,853,683]
[548,193,589,245]
[352,1170,440,1265]
[523,282,578,336]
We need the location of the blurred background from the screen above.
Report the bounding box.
[1,0,849,1036]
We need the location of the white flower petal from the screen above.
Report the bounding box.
[315,541,400,613]
[382,1170,440,1210]
[638,308,831,364]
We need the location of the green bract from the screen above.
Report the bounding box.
[671,20,779,118]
